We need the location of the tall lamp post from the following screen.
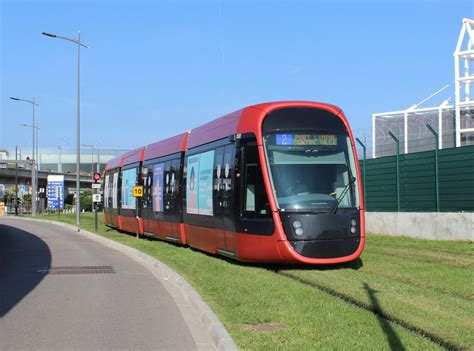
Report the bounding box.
[20,123,40,213]
[42,31,88,230]
[11,96,39,216]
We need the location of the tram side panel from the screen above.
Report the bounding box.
[141,153,184,243]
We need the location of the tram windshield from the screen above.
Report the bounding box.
[263,132,359,212]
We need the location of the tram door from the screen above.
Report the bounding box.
[214,147,226,250]
[214,145,236,254]
[111,171,120,227]
[142,165,158,235]
[222,145,236,252]
[163,159,181,241]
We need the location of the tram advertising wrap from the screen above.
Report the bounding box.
[121,168,136,209]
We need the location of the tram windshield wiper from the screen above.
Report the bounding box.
[327,176,356,215]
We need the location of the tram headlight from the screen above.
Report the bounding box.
[350,218,357,235]
[295,228,304,236]
[292,220,302,229]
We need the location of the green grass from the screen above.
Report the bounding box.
[34,213,472,350]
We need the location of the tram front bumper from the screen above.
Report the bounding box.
[280,209,362,259]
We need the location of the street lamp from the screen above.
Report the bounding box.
[21,123,40,213]
[42,31,88,230]
[11,96,39,216]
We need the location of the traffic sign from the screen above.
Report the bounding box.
[133,186,143,197]
[47,175,64,210]
[93,194,102,202]
[92,183,101,189]
[93,172,101,182]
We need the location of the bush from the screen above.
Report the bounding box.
[80,189,93,211]
[65,194,74,205]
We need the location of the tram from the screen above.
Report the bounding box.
[103,101,365,264]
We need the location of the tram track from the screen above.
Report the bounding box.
[271,269,463,351]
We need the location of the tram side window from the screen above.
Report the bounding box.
[104,173,110,208]
[112,171,119,209]
[106,172,114,208]
[241,141,271,219]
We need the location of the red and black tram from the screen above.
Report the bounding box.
[103,101,365,264]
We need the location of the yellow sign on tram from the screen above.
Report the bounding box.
[132,186,143,197]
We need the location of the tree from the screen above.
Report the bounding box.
[23,194,31,205]
[80,189,93,211]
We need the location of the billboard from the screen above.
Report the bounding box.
[186,150,214,216]
[47,175,64,209]
[186,155,200,214]
[198,150,214,215]
[121,168,136,209]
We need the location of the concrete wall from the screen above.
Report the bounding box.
[365,212,474,241]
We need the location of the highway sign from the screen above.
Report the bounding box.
[132,186,143,197]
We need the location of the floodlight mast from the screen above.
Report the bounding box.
[454,18,474,147]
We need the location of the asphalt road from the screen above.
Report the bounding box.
[0,218,202,350]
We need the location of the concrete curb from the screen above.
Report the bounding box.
[10,217,238,351]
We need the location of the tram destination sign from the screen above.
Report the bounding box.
[276,133,338,146]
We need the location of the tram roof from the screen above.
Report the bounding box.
[144,132,188,161]
[121,147,145,167]
[104,155,123,171]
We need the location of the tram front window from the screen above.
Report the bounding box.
[263,132,359,212]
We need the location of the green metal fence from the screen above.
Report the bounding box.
[359,145,474,212]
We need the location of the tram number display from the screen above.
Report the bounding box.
[132,186,143,197]
[276,133,338,146]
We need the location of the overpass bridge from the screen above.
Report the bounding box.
[0,167,94,192]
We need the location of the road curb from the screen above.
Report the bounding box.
[10,217,238,351]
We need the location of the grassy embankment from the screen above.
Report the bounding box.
[35,213,473,350]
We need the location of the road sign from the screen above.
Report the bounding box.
[93,172,101,182]
[133,186,143,197]
[92,183,101,189]
[93,194,102,202]
[47,175,65,210]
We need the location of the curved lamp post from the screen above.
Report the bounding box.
[42,31,88,231]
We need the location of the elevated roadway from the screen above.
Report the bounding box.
[0,167,93,190]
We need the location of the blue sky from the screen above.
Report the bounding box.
[1,0,473,152]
